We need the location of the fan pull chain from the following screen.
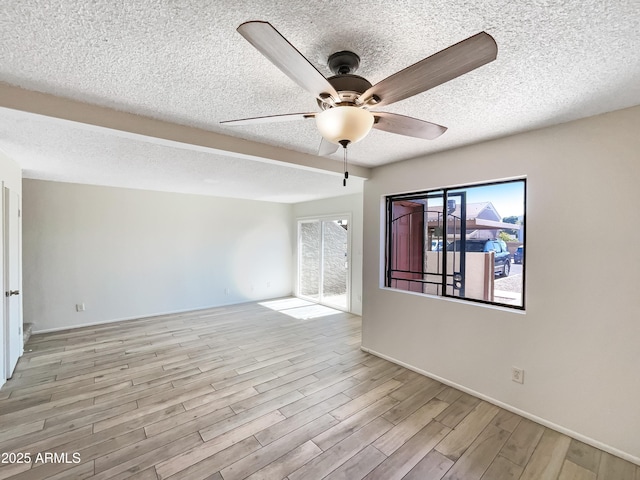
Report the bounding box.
[343,147,347,186]
[339,140,350,187]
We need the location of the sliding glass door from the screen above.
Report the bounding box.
[298,217,350,311]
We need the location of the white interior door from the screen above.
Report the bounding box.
[4,187,21,378]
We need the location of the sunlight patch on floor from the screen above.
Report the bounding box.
[259,297,343,319]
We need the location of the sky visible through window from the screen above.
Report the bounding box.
[451,181,525,219]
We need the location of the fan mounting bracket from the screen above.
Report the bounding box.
[328,51,361,75]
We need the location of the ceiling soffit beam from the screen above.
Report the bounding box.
[0,82,371,179]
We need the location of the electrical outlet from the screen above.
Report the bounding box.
[76,303,85,312]
[512,367,524,384]
[224,288,230,295]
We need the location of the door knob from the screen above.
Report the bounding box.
[5,290,19,297]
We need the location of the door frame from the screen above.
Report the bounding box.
[296,213,352,312]
[3,185,22,380]
[0,182,4,384]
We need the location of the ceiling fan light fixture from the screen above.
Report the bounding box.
[315,106,374,145]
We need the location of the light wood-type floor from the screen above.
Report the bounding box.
[0,298,638,480]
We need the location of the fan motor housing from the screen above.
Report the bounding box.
[318,74,373,109]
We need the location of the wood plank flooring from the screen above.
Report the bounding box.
[0,298,637,480]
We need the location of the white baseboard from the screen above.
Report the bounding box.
[31,299,258,334]
[360,345,640,467]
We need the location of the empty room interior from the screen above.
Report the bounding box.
[1,1,639,479]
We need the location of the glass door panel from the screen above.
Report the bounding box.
[299,221,320,301]
[321,219,348,309]
[297,217,350,311]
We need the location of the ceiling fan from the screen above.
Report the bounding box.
[221,21,497,181]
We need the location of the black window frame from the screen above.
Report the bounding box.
[385,178,526,310]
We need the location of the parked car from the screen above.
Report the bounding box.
[513,245,524,264]
[449,239,511,277]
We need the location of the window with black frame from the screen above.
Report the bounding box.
[385,179,526,309]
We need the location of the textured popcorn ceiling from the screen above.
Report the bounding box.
[1,0,639,202]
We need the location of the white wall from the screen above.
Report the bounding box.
[0,149,22,388]
[362,106,640,463]
[0,150,22,194]
[23,180,293,332]
[293,193,363,315]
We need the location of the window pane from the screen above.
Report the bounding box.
[447,181,525,307]
[424,194,445,296]
[388,200,425,292]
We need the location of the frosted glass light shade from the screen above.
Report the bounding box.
[315,106,374,145]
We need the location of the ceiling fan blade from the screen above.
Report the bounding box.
[373,112,447,140]
[237,21,339,103]
[361,32,497,108]
[318,137,339,156]
[220,112,316,126]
